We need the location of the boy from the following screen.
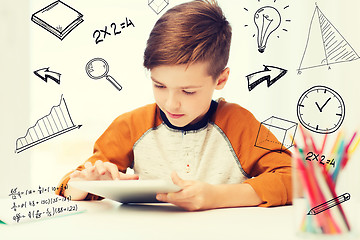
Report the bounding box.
[56,0,292,211]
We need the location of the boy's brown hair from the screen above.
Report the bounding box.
[143,0,232,79]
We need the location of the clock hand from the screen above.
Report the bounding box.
[319,97,331,112]
[315,102,322,112]
[315,98,331,112]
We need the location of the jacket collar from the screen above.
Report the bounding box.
[159,100,218,131]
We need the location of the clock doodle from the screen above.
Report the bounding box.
[297,85,345,134]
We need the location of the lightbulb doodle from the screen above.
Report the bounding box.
[243,1,290,53]
[15,95,82,153]
[297,3,359,73]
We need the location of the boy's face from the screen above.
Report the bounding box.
[151,62,227,127]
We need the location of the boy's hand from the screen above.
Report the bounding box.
[65,160,139,200]
[69,160,138,181]
[156,172,216,211]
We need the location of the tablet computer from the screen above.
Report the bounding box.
[68,180,181,203]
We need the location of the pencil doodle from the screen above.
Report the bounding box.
[15,95,82,153]
[244,2,290,53]
[34,67,61,84]
[307,193,350,215]
[297,86,345,134]
[148,0,169,15]
[85,58,122,91]
[92,17,135,45]
[31,0,84,40]
[246,65,287,91]
[254,116,297,153]
[297,4,359,73]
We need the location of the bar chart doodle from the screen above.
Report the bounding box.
[297,4,359,73]
[15,95,82,153]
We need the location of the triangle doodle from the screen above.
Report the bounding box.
[297,4,359,73]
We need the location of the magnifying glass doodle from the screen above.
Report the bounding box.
[85,58,122,91]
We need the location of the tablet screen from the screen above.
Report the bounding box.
[69,180,181,203]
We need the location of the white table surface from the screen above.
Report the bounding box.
[0,198,357,240]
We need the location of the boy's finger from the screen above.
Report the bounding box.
[171,171,187,187]
[119,172,139,180]
[104,162,121,180]
[84,162,93,169]
[156,193,167,202]
[157,192,188,204]
[95,160,106,175]
[69,170,80,178]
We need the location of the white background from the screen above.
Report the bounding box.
[1,0,360,201]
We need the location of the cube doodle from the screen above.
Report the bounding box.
[148,0,169,14]
[254,116,297,152]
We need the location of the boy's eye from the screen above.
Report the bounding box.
[183,90,196,95]
[154,84,165,89]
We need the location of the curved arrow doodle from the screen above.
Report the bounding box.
[246,65,287,91]
[34,67,61,84]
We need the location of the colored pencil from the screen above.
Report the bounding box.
[294,127,356,235]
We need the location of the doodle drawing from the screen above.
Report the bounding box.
[244,3,290,53]
[34,67,61,84]
[254,6,281,53]
[297,85,345,134]
[307,193,350,215]
[148,0,169,15]
[297,4,359,73]
[31,0,84,40]
[254,116,297,153]
[85,58,122,91]
[15,95,82,153]
[246,65,287,91]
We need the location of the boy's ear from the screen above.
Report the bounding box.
[215,67,230,90]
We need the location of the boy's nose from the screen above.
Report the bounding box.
[166,93,181,112]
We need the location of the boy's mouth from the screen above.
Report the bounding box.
[166,111,185,119]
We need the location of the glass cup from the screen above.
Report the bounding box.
[292,133,359,239]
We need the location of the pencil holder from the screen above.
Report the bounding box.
[292,130,360,239]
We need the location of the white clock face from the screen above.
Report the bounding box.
[297,86,345,134]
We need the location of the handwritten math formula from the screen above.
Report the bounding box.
[8,184,68,200]
[305,151,335,167]
[11,195,71,212]
[93,17,135,44]
[12,202,78,223]
[7,185,80,224]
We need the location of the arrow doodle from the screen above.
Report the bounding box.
[246,65,287,91]
[34,67,61,84]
